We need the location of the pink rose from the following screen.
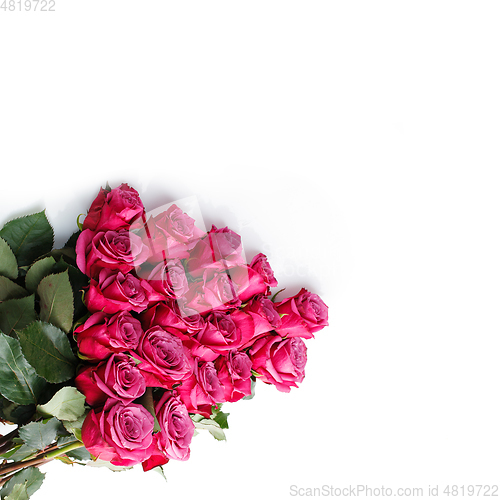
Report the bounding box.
[154,391,195,461]
[85,268,160,314]
[228,265,268,303]
[141,300,206,335]
[189,309,255,361]
[243,294,282,337]
[75,353,146,407]
[215,351,253,402]
[135,326,193,388]
[176,360,225,417]
[274,288,328,339]
[81,400,155,466]
[137,204,205,262]
[82,184,144,232]
[146,259,189,300]
[250,253,278,288]
[248,334,307,392]
[76,229,150,278]
[75,311,143,362]
[186,226,245,278]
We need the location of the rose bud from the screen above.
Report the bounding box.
[274,288,328,339]
[215,351,253,402]
[85,268,161,314]
[248,334,307,393]
[81,400,155,466]
[75,353,146,407]
[75,311,143,362]
[76,229,150,278]
[176,360,225,417]
[82,183,144,232]
[135,325,193,388]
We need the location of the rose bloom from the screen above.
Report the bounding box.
[146,259,189,300]
[81,400,155,466]
[215,351,253,402]
[176,360,225,417]
[243,294,282,337]
[75,311,143,362]
[274,288,329,339]
[186,225,245,278]
[140,299,206,336]
[250,253,278,288]
[75,353,146,407]
[189,309,255,361]
[142,390,195,471]
[137,204,205,262]
[135,325,193,388]
[85,268,161,315]
[248,334,307,392]
[82,183,144,232]
[228,265,268,303]
[76,228,149,278]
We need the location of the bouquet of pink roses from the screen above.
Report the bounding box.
[0,183,328,498]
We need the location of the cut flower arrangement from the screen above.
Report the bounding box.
[0,183,328,499]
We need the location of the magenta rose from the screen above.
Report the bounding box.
[189,309,255,361]
[228,265,268,303]
[248,334,307,392]
[76,229,149,278]
[274,288,328,339]
[146,259,189,300]
[176,360,225,417]
[135,326,193,388]
[250,253,278,288]
[81,400,155,466]
[75,311,143,362]
[141,300,206,335]
[243,294,282,337]
[82,184,144,232]
[215,351,253,402]
[138,204,205,262]
[75,353,146,407]
[186,225,245,278]
[148,391,195,468]
[85,268,161,314]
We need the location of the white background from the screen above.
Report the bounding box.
[1,2,500,499]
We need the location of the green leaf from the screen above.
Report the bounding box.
[0,395,35,425]
[212,410,230,429]
[0,277,28,302]
[62,413,87,442]
[24,256,56,293]
[37,271,74,333]
[0,211,54,268]
[4,483,29,500]
[18,418,61,450]
[0,295,36,338]
[191,416,226,441]
[37,387,86,421]
[65,446,92,462]
[0,467,45,500]
[0,332,48,405]
[16,321,77,384]
[0,237,18,280]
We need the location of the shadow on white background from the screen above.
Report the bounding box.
[1,2,500,499]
